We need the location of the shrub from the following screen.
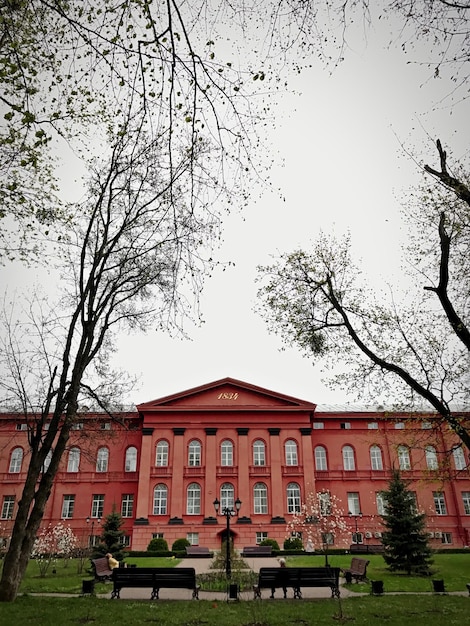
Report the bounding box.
[284,537,303,550]
[172,538,190,551]
[260,538,279,551]
[147,537,168,552]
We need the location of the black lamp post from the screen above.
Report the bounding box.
[213,497,241,579]
[348,511,362,545]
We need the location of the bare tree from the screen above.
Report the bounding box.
[0,107,221,600]
[256,140,470,451]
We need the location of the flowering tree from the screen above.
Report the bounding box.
[31,523,78,577]
[287,491,348,565]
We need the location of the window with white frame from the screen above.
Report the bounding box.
[313,422,324,429]
[1,496,15,520]
[370,445,383,470]
[187,532,199,545]
[220,483,234,510]
[121,494,134,518]
[91,495,104,518]
[376,492,387,516]
[153,484,168,515]
[125,446,137,472]
[254,482,268,514]
[398,445,411,470]
[221,440,233,466]
[186,483,201,515]
[394,422,405,429]
[421,421,432,430]
[425,446,438,470]
[16,423,27,431]
[100,422,111,430]
[188,440,201,467]
[342,446,355,471]
[315,446,327,471]
[462,491,470,515]
[253,440,266,466]
[156,440,169,466]
[340,422,351,430]
[433,491,447,515]
[119,535,131,547]
[318,492,331,516]
[67,447,80,472]
[96,447,109,472]
[453,446,466,471]
[368,422,378,430]
[285,440,298,466]
[256,531,268,544]
[409,491,418,514]
[287,482,301,514]
[61,495,75,519]
[347,492,361,515]
[9,447,23,473]
[441,532,452,544]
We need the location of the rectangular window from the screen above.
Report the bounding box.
[433,492,447,515]
[72,422,83,430]
[16,423,27,431]
[256,532,268,544]
[61,495,75,519]
[91,495,104,518]
[340,422,351,430]
[318,492,331,516]
[409,491,418,514]
[313,422,324,429]
[186,532,199,545]
[376,492,386,516]
[368,422,378,430]
[186,484,201,515]
[100,423,111,430]
[347,492,361,516]
[421,422,432,429]
[1,496,15,520]
[394,422,405,429]
[322,532,334,545]
[254,484,268,514]
[119,535,131,547]
[121,494,134,518]
[462,492,470,515]
[441,532,452,545]
[152,533,164,539]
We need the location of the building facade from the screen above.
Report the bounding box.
[1,378,470,551]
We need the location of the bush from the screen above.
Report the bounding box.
[284,537,303,550]
[260,538,280,551]
[171,538,190,551]
[147,537,168,552]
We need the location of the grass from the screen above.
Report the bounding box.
[0,595,470,625]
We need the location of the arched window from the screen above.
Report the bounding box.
[254,482,268,514]
[125,446,137,472]
[370,446,383,471]
[342,446,355,471]
[315,446,328,471]
[96,447,109,472]
[453,446,466,471]
[188,440,201,467]
[67,447,80,472]
[287,482,301,513]
[285,440,298,466]
[9,447,23,473]
[220,483,234,510]
[153,484,168,515]
[43,449,53,473]
[398,445,411,470]
[156,440,169,466]
[425,446,438,470]
[221,440,233,467]
[187,483,201,514]
[253,440,266,466]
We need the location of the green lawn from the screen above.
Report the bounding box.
[0,595,469,625]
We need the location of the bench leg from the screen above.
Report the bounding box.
[110,588,120,600]
[331,585,340,599]
[293,586,302,600]
[192,586,200,600]
[253,585,261,600]
[150,587,159,601]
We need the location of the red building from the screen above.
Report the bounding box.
[1,378,469,551]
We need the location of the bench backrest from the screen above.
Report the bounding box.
[349,557,369,574]
[186,546,211,555]
[113,567,196,587]
[258,567,340,586]
[243,545,272,554]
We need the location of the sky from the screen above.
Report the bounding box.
[3,10,469,410]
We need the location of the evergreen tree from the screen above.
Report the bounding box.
[94,508,125,562]
[381,470,433,575]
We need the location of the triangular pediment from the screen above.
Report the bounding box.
[137,377,316,412]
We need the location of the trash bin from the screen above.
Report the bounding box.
[82,579,95,595]
[371,580,384,595]
[228,583,239,600]
[432,579,445,593]
[344,571,353,584]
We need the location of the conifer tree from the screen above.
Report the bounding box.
[95,509,125,562]
[381,470,433,575]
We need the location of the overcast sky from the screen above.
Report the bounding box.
[3,13,469,409]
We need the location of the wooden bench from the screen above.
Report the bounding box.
[110,567,200,600]
[350,543,384,554]
[242,545,273,557]
[253,566,340,599]
[341,557,370,582]
[185,546,213,558]
[91,557,113,581]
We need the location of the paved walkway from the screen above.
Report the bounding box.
[97,557,368,601]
